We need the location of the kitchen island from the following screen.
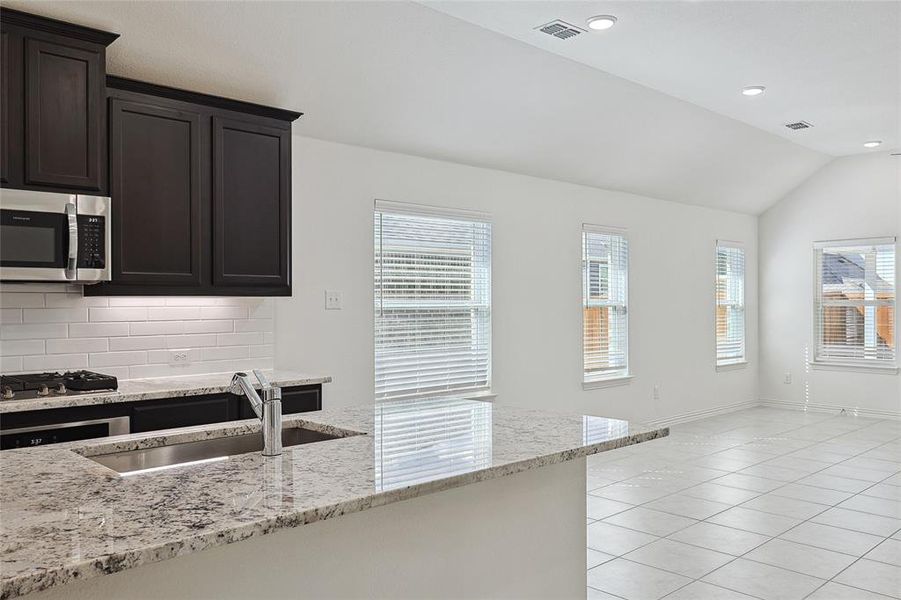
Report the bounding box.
[0,397,667,599]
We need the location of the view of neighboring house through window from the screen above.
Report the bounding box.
[814,238,896,366]
[374,201,492,399]
[582,226,629,382]
[716,242,746,366]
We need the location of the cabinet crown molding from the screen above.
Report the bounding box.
[107,76,303,123]
[0,8,119,46]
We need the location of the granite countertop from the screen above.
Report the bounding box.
[0,396,667,599]
[0,370,332,414]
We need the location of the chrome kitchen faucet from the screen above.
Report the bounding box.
[229,370,282,457]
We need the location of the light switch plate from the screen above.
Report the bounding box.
[325,290,343,310]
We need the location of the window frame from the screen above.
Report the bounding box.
[373,199,493,400]
[715,240,747,369]
[812,236,898,372]
[581,224,631,388]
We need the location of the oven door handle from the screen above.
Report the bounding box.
[65,199,78,280]
[1,416,130,437]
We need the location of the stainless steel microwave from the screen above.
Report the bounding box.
[0,189,111,284]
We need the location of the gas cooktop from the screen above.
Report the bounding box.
[0,371,118,401]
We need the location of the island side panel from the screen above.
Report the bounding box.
[25,458,587,599]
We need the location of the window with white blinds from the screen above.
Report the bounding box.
[814,238,896,366]
[374,201,492,400]
[582,226,629,382]
[716,242,746,366]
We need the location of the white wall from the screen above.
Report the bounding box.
[0,289,273,380]
[759,153,901,417]
[276,136,758,423]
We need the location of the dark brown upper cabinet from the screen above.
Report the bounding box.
[212,117,290,288]
[0,8,118,194]
[87,77,300,297]
[109,98,206,286]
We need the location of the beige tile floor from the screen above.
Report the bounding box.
[586,407,901,600]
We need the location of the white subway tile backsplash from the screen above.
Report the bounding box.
[202,345,249,361]
[70,322,130,338]
[45,294,108,308]
[148,307,202,321]
[108,336,168,351]
[1,323,68,340]
[0,340,45,355]
[165,334,218,348]
[184,320,233,334]
[249,344,274,358]
[0,309,22,324]
[108,297,167,307]
[89,307,149,322]
[200,306,248,320]
[0,356,23,372]
[217,332,265,346]
[0,288,274,379]
[164,297,221,306]
[23,308,88,323]
[23,353,88,371]
[47,338,108,354]
[234,319,274,333]
[89,351,148,367]
[0,292,45,308]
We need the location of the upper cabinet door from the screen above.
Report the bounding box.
[1,31,10,185]
[212,116,290,288]
[109,98,206,285]
[24,37,105,191]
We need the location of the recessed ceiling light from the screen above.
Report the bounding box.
[587,15,617,31]
[741,86,766,97]
[863,140,882,148]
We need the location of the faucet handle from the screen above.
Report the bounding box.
[252,369,271,390]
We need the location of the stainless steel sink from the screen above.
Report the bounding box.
[87,427,341,475]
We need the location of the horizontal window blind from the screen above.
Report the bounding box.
[815,238,896,364]
[374,203,491,399]
[716,242,746,365]
[582,226,629,381]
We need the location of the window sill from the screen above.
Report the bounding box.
[809,361,899,375]
[716,361,748,372]
[583,375,633,390]
[465,391,497,402]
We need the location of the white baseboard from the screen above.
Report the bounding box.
[758,397,901,420]
[645,399,759,428]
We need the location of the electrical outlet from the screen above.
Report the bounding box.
[169,349,191,366]
[325,290,343,310]
[784,372,792,384]
[652,384,660,401]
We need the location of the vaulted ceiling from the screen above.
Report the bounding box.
[3,1,857,214]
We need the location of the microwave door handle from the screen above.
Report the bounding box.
[65,201,78,280]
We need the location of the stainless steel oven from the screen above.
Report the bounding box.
[0,189,111,283]
[0,416,130,450]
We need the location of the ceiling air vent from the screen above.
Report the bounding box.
[536,20,584,40]
[784,121,813,130]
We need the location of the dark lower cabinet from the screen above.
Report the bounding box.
[0,384,323,445]
[130,395,235,433]
[0,8,117,194]
[238,385,320,419]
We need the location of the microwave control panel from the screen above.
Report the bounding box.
[76,215,106,269]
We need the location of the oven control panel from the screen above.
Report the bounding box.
[77,215,106,270]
